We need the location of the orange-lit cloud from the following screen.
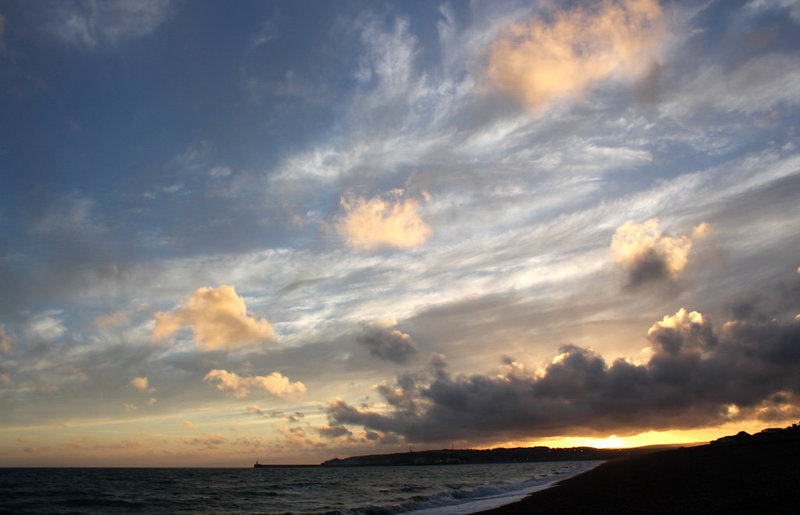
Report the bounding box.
[203,369,306,399]
[337,190,432,250]
[0,327,15,354]
[647,307,716,356]
[649,307,705,335]
[326,269,800,445]
[487,0,664,109]
[611,219,707,285]
[153,285,277,351]
[129,376,155,393]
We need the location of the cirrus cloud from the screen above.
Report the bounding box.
[153,285,277,351]
[486,0,664,109]
[203,369,306,399]
[337,190,432,251]
[42,0,174,51]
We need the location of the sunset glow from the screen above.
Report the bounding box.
[1,0,799,467]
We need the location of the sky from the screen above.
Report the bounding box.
[1,0,799,466]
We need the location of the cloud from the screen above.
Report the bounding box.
[182,433,227,449]
[24,311,66,343]
[250,14,282,48]
[123,403,137,412]
[42,0,174,51]
[129,376,155,393]
[746,0,800,24]
[357,319,419,364]
[0,327,16,354]
[244,405,264,416]
[153,285,277,351]
[203,369,306,399]
[0,373,12,385]
[95,311,131,329]
[611,219,708,286]
[208,166,232,179]
[647,308,716,355]
[182,420,198,431]
[486,0,664,109]
[327,304,800,444]
[317,425,353,439]
[661,53,800,118]
[337,190,432,250]
[32,193,98,235]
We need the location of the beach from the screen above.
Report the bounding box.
[480,436,800,514]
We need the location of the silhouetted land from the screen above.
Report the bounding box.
[320,444,678,467]
[480,422,800,514]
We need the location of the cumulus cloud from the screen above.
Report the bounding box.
[486,0,664,109]
[153,285,277,351]
[357,319,419,364]
[337,190,432,251]
[129,376,154,393]
[647,308,716,355]
[611,219,708,286]
[203,369,306,399]
[327,305,800,444]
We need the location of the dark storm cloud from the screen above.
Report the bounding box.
[328,304,800,444]
[356,323,418,364]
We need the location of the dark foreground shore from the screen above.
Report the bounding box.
[481,436,800,514]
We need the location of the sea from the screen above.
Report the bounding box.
[0,461,600,514]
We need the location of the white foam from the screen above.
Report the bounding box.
[406,461,602,514]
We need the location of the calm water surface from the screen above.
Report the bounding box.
[0,461,599,514]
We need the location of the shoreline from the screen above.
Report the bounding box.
[478,436,800,514]
[407,461,603,514]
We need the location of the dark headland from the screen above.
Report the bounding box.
[320,445,654,467]
[480,422,800,514]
